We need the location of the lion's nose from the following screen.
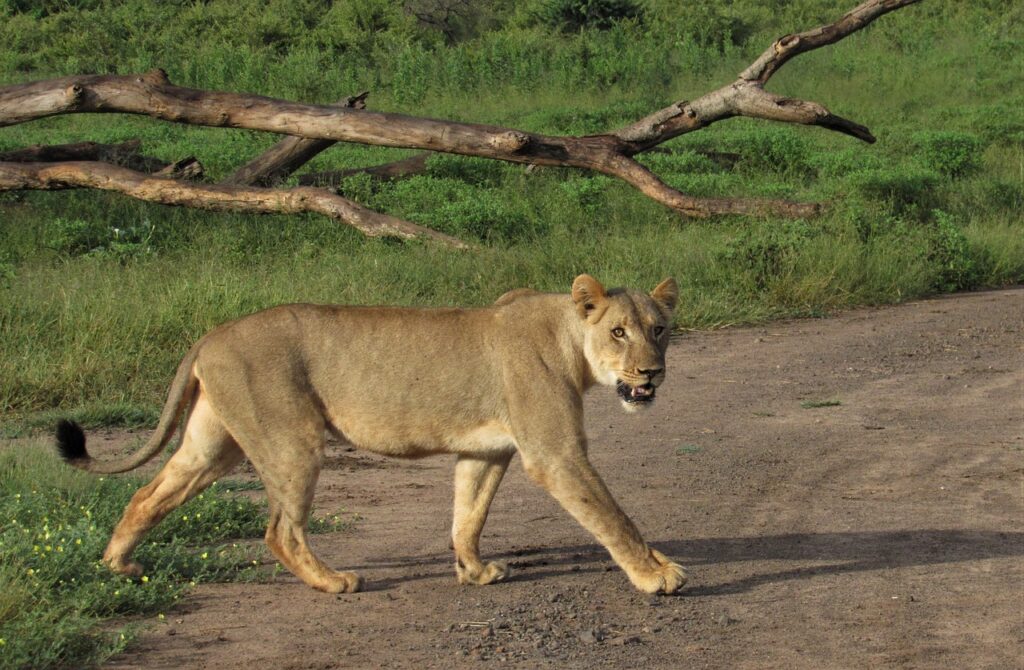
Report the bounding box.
[638,367,663,381]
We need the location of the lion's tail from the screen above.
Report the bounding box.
[56,346,201,475]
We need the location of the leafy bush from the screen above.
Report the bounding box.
[686,126,812,175]
[911,131,984,177]
[927,210,976,291]
[431,196,537,241]
[43,217,157,261]
[559,176,612,213]
[846,167,941,213]
[639,150,720,176]
[721,220,822,290]
[528,0,643,32]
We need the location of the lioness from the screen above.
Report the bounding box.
[56,274,687,594]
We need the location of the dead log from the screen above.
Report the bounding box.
[0,139,169,173]
[0,0,919,221]
[221,92,368,187]
[0,161,467,248]
[298,153,431,187]
[0,139,206,180]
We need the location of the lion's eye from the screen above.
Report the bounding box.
[654,326,665,337]
[611,327,625,338]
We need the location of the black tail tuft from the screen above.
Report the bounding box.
[55,419,88,462]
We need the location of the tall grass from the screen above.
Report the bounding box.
[0,0,1021,424]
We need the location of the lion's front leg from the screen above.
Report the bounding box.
[520,447,687,594]
[451,451,514,585]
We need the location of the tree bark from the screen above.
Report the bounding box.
[221,92,368,187]
[298,153,431,187]
[0,139,175,174]
[0,161,467,248]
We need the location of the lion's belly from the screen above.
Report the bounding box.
[328,414,516,459]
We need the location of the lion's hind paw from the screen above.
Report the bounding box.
[456,560,510,586]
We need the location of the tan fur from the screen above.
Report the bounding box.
[73,274,687,594]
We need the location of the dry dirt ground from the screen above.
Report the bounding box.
[88,288,1024,669]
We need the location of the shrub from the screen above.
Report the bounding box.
[528,0,643,33]
[846,167,941,213]
[927,209,976,291]
[911,131,984,177]
[720,220,821,290]
[559,176,612,213]
[43,217,157,261]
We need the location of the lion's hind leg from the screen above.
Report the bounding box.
[260,456,362,594]
[452,451,513,586]
[103,393,243,577]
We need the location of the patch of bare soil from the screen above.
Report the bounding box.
[95,288,1022,669]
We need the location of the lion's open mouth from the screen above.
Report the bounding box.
[616,381,656,404]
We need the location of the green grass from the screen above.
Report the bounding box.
[0,0,1022,428]
[801,399,843,409]
[0,443,351,669]
[0,444,262,667]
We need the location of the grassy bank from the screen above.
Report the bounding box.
[0,443,353,669]
[1,0,1022,425]
[0,444,264,668]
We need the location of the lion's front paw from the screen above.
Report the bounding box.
[630,549,688,594]
[456,560,510,586]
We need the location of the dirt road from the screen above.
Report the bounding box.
[105,288,1023,669]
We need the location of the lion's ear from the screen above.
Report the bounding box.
[650,277,678,315]
[571,274,607,320]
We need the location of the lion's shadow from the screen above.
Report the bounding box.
[357,529,1024,595]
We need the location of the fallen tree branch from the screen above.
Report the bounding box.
[0,139,190,174]
[0,0,920,221]
[0,161,467,248]
[152,156,204,180]
[298,152,431,187]
[610,0,920,150]
[221,92,368,187]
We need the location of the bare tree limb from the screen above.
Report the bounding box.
[298,152,431,187]
[612,0,920,150]
[604,154,821,218]
[739,0,923,85]
[221,92,368,187]
[0,139,188,173]
[0,161,468,248]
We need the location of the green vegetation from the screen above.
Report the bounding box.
[0,0,1021,427]
[801,399,843,409]
[0,444,351,668]
[0,444,263,667]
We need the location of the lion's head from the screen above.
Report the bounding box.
[571,274,678,412]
